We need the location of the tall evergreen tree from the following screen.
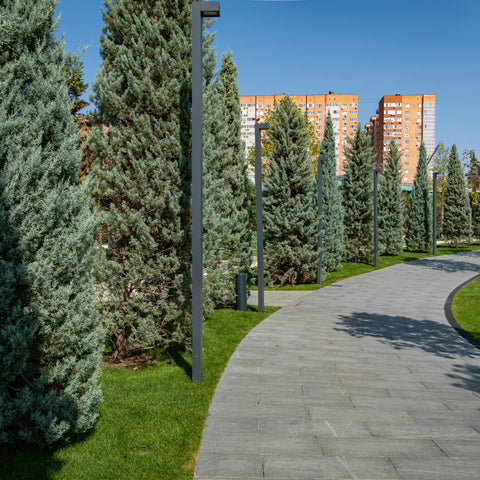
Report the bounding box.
[203,51,251,310]
[342,124,374,263]
[405,142,432,251]
[378,139,404,255]
[442,144,472,245]
[89,0,192,359]
[64,51,89,116]
[474,203,480,239]
[0,0,103,446]
[318,113,344,271]
[216,51,251,277]
[263,96,318,285]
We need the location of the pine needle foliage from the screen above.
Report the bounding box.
[405,142,432,252]
[0,0,103,446]
[378,139,404,255]
[203,51,251,311]
[89,0,192,359]
[442,144,472,245]
[318,113,344,272]
[263,96,318,285]
[342,124,374,263]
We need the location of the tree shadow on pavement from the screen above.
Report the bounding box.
[445,363,480,394]
[335,311,480,361]
[408,252,480,274]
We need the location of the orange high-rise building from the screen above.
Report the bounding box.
[366,94,436,185]
[240,92,358,180]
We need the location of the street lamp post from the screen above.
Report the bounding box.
[255,122,270,313]
[191,1,220,384]
[317,156,327,284]
[432,171,439,255]
[373,168,381,268]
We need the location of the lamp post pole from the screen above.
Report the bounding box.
[432,171,439,255]
[255,122,270,313]
[317,156,327,284]
[373,168,381,268]
[191,1,220,384]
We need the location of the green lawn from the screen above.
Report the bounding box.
[0,307,278,480]
[250,243,480,291]
[452,275,480,344]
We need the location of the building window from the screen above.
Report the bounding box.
[317,104,323,108]
[350,103,357,107]
[405,103,410,108]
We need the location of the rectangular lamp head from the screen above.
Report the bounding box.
[199,1,220,17]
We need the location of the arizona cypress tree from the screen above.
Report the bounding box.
[0,0,103,446]
[263,96,318,285]
[319,113,344,271]
[342,124,374,263]
[474,203,480,239]
[405,142,432,252]
[216,51,251,278]
[203,51,251,310]
[378,139,404,255]
[442,144,472,245]
[89,0,192,359]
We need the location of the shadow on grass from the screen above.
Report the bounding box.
[0,444,64,480]
[335,311,480,361]
[164,343,192,379]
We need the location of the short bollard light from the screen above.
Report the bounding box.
[235,273,247,311]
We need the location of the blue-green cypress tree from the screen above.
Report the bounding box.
[89,0,192,359]
[319,113,344,271]
[474,203,480,239]
[405,142,432,252]
[342,124,374,263]
[0,0,103,446]
[442,144,472,245]
[263,96,318,285]
[203,51,252,310]
[378,139,404,255]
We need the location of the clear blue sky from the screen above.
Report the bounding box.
[57,0,480,157]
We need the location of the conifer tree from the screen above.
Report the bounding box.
[0,0,103,446]
[318,113,344,271]
[203,51,251,310]
[378,139,404,255]
[405,142,432,251]
[342,124,374,263]
[89,0,192,359]
[442,144,472,245]
[263,96,318,285]
[473,203,480,239]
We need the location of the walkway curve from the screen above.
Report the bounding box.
[195,252,480,480]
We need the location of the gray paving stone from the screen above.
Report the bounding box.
[317,437,444,458]
[195,453,262,478]
[200,433,322,456]
[195,252,480,480]
[391,457,480,480]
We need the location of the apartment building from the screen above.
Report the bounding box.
[365,94,436,185]
[240,92,359,180]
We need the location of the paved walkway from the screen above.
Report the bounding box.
[247,290,315,307]
[195,252,480,480]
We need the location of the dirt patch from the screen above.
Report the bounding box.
[102,353,156,368]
